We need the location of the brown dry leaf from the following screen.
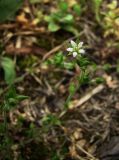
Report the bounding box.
[115,102,119,110]
[88,145,96,155]
[77,139,87,148]
[5,43,46,55]
[69,145,78,158]
[103,74,118,88]
[73,128,83,140]
[16,11,37,29]
[59,85,66,94]
[16,12,29,25]
[23,6,31,14]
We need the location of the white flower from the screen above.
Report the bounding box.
[73,52,77,57]
[66,40,85,58]
[79,49,85,55]
[78,42,83,48]
[70,40,77,47]
[67,48,73,52]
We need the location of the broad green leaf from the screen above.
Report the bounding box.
[1,57,16,85]
[0,0,23,22]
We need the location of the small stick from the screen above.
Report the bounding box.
[76,144,97,160]
[70,84,105,110]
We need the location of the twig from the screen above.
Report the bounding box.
[76,144,97,160]
[70,84,105,110]
[42,44,63,61]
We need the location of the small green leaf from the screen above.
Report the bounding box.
[16,95,28,101]
[92,0,102,22]
[48,22,60,32]
[1,57,16,85]
[64,62,75,69]
[63,25,79,35]
[4,86,28,110]
[73,4,81,15]
[103,63,111,71]
[59,1,68,12]
[54,52,64,66]
[61,14,73,23]
[69,83,76,95]
[95,77,105,84]
[42,114,61,126]
[78,71,89,85]
[44,15,52,22]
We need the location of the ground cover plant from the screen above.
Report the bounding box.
[1,0,119,160]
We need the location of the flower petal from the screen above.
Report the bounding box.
[67,47,73,52]
[78,42,84,48]
[79,49,85,55]
[70,40,77,47]
[73,52,77,57]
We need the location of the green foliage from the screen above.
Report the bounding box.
[0,0,23,22]
[103,0,119,39]
[42,114,61,126]
[59,1,68,12]
[69,82,76,95]
[91,0,102,22]
[0,136,13,159]
[95,77,105,84]
[78,56,90,70]
[54,52,64,66]
[78,70,89,85]
[51,147,68,160]
[48,22,60,32]
[47,52,64,67]
[44,1,78,35]
[2,86,28,111]
[1,57,16,85]
[73,4,81,16]
[30,0,41,4]
[47,40,91,109]
[47,51,75,69]
[26,123,42,142]
[102,63,111,71]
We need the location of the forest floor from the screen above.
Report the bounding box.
[0,0,119,160]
